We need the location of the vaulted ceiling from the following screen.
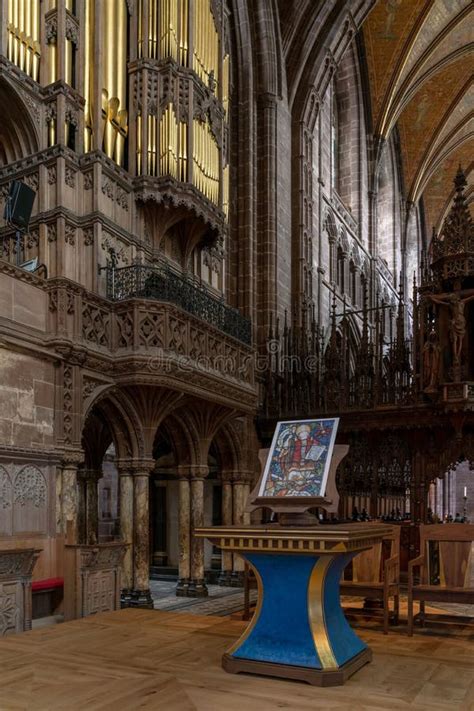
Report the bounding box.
[362,0,473,235]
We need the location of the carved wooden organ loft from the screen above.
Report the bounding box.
[6,0,229,240]
[260,169,474,521]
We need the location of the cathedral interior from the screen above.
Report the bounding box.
[0,0,473,708]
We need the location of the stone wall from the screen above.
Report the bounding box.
[0,350,55,449]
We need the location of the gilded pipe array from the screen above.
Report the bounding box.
[193,0,219,88]
[5,0,227,206]
[7,0,41,81]
[192,118,219,204]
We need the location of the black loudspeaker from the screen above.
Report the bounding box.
[3,180,36,231]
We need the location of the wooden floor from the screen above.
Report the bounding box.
[0,609,473,711]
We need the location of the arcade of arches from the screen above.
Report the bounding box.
[0,0,472,612]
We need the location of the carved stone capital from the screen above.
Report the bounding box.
[61,451,84,468]
[189,465,209,480]
[130,461,155,477]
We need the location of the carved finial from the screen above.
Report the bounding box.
[432,167,473,276]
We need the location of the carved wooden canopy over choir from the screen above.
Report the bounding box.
[260,169,474,521]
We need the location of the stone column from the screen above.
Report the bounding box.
[131,465,153,608]
[55,465,63,534]
[118,464,134,605]
[218,472,233,586]
[176,472,191,596]
[86,470,101,544]
[243,482,252,525]
[189,466,208,597]
[61,454,82,543]
[77,470,87,544]
[231,477,247,585]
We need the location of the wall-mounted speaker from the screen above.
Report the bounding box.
[3,180,36,231]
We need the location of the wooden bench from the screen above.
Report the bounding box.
[31,577,64,619]
[340,524,400,634]
[408,523,474,635]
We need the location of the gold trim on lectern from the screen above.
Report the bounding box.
[308,556,338,669]
[226,560,264,656]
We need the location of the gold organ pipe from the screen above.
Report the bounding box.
[103,0,116,158]
[169,109,173,176]
[173,0,178,60]
[32,0,40,81]
[159,0,164,57]
[147,0,151,56]
[179,0,188,65]
[12,0,18,67]
[65,39,72,86]
[191,118,219,205]
[148,113,153,174]
[137,113,142,175]
[223,164,229,218]
[24,0,30,76]
[84,0,92,151]
[18,0,24,71]
[206,0,211,84]
[150,0,154,58]
[223,54,229,117]
[170,108,173,176]
[151,0,157,58]
[7,0,13,63]
[101,0,128,165]
[115,0,127,165]
[137,0,142,57]
[49,42,57,84]
[48,118,56,146]
[156,113,159,175]
[7,0,42,80]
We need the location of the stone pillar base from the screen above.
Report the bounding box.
[230,571,244,587]
[120,588,134,608]
[218,571,233,586]
[129,589,154,609]
[187,579,208,597]
[176,578,191,597]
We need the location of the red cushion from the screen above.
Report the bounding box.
[32,577,64,592]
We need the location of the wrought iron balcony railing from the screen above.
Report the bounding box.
[105,262,252,345]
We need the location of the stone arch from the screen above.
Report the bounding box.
[334,42,365,215]
[211,420,243,474]
[344,316,362,375]
[157,412,198,469]
[338,226,350,253]
[376,135,403,283]
[0,78,39,165]
[82,410,114,471]
[83,386,145,462]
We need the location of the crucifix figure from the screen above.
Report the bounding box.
[428,291,474,365]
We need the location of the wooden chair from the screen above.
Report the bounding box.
[408,523,474,636]
[340,524,400,634]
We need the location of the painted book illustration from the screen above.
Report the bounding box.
[259,419,339,498]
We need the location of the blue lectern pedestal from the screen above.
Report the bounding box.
[196,523,391,686]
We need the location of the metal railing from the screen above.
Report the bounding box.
[105,262,252,345]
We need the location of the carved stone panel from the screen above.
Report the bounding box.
[0,583,19,636]
[12,466,48,535]
[64,542,127,620]
[0,467,13,536]
[85,571,116,615]
[0,548,40,635]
